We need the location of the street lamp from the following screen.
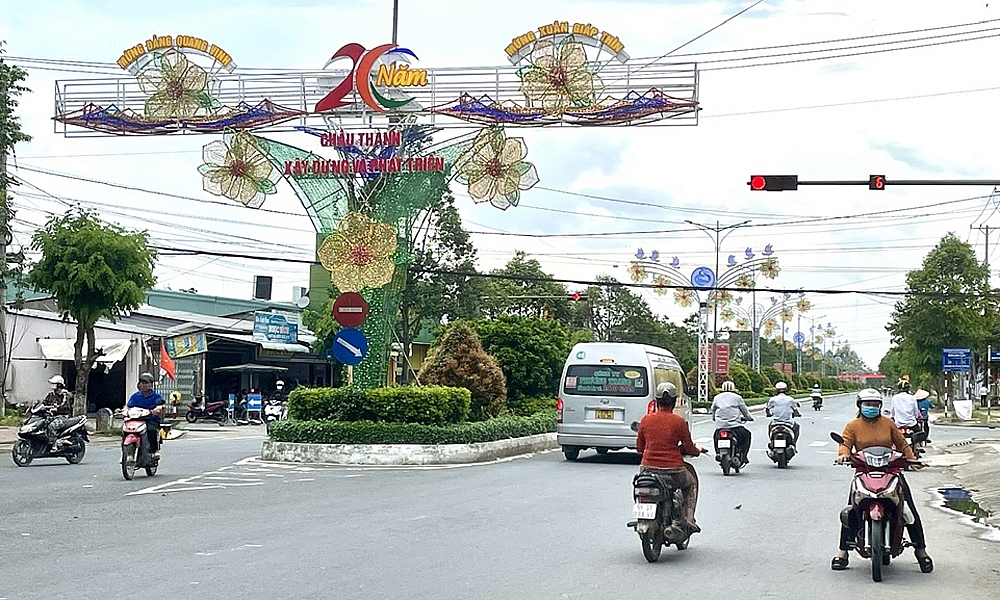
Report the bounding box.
[721,292,807,373]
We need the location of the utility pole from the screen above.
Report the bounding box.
[0,139,7,418]
[972,223,992,272]
[392,0,399,44]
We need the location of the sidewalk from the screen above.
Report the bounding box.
[929,439,1000,529]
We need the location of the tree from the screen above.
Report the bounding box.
[878,346,905,384]
[481,251,571,323]
[887,234,997,395]
[1,43,32,417]
[418,322,506,420]
[468,316,571,407]
[29,209,156,415]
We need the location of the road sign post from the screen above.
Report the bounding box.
[332,292,370,328]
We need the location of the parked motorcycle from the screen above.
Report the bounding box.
[713,426,748,475]
[121,407,161,480]
[11,403,88,467]
[831,431,926,582]
[767,422,797,468]
[185,396,229,425]
[263,398,286,434]
[812,394,823,411]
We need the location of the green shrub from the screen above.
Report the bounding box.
[762,366,785,388]
[287,386,367,422]
[728,363,752,394]
[287,385,470,425]
[747,369,765,394]
[512,396,556,416]
[419,322,507,420]
[269,409,557,444]
[468,316,570,403]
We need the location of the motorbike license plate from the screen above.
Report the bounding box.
[774,439,787,448]
[633,503,657,519]
[594,409,615,420]
[717,439,731,448]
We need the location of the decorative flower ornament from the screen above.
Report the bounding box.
[453,127,539,210]
[317,212,398,292]
[628,262,647,282]
[780,307,794,322]
[762,319,777,338]
[519,36,601,115]
[734,273,755,289]
[674,288,694,307]
[720,308,735,322]
[796,298,811,313]
[760,258,781,279]
[652,275,670,295]
[712,289,732,306]
[138,49,215,119]
[198,131,280,208]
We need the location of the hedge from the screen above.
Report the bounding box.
[269,409,557,445]
[286,385,471,425]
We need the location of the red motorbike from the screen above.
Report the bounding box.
[185,396,229,425]
[831,431,925,582]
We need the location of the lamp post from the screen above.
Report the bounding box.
[721,291,807,373]
[803,314,828,376]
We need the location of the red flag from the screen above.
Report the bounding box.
[160,341,176,381]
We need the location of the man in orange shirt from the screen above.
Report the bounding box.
[636,382,706,533]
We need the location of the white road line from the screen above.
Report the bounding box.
[297,478,315,482]
[694,437,711,444]
[810,441,830,447]
[203,476,263,482]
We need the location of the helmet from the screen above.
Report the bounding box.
[897,378,910,391]
[656,382,678,400]
[276,380,285,388]
[721,381,736,392]
[774,381,788,392]
[856,388,883,406]
[138,372,155,383]
[48,375,65,386]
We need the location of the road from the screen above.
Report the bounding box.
[1,395,999,600]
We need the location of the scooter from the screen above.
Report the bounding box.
[812,394,823,411]
[713,426,749,475]
[263,398,286,434]
[897,425,925,458]
[831,431,926,582]
[185,397,229,425]
[767,422,797,468]
[120,406,161,480]
[11,403,88,467]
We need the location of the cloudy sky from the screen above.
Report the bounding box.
[2,0,1000,369]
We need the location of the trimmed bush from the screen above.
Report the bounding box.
[287,385,470,425]
[729,363,752,395]
[269,409,557,445]
[419,323,507,420]
[513,396,557,416]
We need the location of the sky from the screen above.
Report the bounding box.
[2,0,1000,370]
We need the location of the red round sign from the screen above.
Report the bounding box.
[332,292,369,328]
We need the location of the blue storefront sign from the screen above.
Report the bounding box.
[942,348,972,372]
[253,312,298,344]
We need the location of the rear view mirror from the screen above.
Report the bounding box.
[830,432,845,445]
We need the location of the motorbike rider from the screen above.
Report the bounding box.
[914,389,932,442]
[888,379,919,431]
[766,381,800,442]
[42,375,73,416]
[710,380,754,463]
[636,382,706,534]
[831,388,932,573]
[124,372,165,457]
[274,380,287,401]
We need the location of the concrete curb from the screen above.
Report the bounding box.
[261,432,558,466]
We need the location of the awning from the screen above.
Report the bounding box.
[213,363,289,373]
[37,338,132,365]
[209,332,310,354]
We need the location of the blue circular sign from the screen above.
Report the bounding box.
[690,266,716,289]
[793,332,806,345]
[332,328,369,366]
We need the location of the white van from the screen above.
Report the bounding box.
[556,342,690,461]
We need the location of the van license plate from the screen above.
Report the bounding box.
[774,439,787,448]
[595,409,615,420]
[634,503,657,519]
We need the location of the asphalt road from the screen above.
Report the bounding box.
[1,396,999,600]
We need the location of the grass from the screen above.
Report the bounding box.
[0,411,25,427]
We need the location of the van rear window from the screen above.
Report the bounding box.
[564,365,649,397]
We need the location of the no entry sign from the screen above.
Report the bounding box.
[332,292,369,328]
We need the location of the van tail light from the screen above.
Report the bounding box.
[646,400,656,414]
[556,398,564,423]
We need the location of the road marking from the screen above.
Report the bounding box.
[297,478,315,482]
[809,441,830,447]
[694,437,711,443]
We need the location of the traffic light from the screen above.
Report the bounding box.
[570,292,587,302]
[748,175,798,191]
[869,174,885,190]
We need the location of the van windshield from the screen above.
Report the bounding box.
[564,365,649,397]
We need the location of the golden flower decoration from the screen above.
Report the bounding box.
[780,307,794,323]
[454,127,539,210]
[720,307,735,322]
[814,334,825,344]
[760,258,781,279]
[712,289,732,307]
[317,212,398,292]
[138,49,215,119]
[519,36,601,115]
[736,318,750,330]
[198,131,280,209]
[652,275,670,295]
[673,288,694,307]
[734,273,756,289]
[628,262,647,282]
[762,319,777,338]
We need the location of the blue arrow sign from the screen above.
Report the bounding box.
[332,328,369,366]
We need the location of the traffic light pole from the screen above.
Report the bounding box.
[750,174,1000,191]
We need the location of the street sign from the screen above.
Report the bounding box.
[332,292,369,328]
[253,312,298,344]
[793,332,806,346]
[990,349,1000,362]
[715,344,730,374]
[942,348,972,372]
[332,328,369,365]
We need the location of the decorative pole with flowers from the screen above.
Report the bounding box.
[720,292,808,373]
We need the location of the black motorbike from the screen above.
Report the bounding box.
[812,395,823,411]
[767,422,797,468]
[11,403,88,467]
[713,425,749,476]
[627,471,694,562]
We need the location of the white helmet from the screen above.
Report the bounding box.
[774,381,788,391]
[48,375,65,386]
[276,380,285,388]
[656,382,678,400]
[721,381,736,392]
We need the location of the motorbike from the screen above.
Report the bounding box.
[831,431,927,582]
[627,471,694,562]
[713,426,749,475]
[263,398,286,434]
[812,394,823,411]
[120,406,161,480]
[767,422,797,468]
[185,397,229,425]
[11,403,88,467]
[897,425,925,458]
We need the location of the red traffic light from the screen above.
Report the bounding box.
[748,175,798,191]
[571,292,581,302]
[750,176,766,191]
